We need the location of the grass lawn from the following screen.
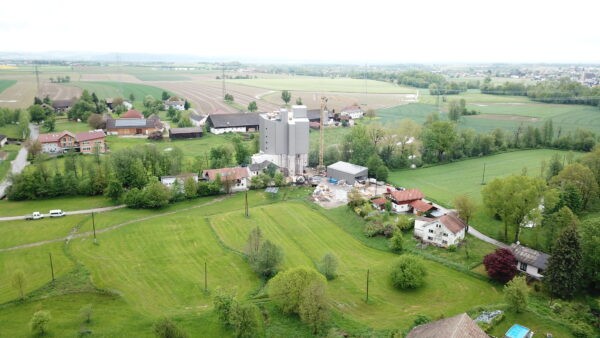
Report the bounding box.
[211,202,502,329]
[0,79,17,94]
[0,143,19,181]
[489,308,573,338]
[388,149,581,207]
[231,76,418,94]
[53,118,94,133]
[0,195,114,217]
[0,123,23,139]
[65,81,171,102]
[0,214,89,248]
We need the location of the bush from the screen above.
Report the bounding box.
[395,215,414,231]
[318,253,339,280]
[447,245,457,252]
[30,310,51,336]
[382,224,395,238]
[363,222,383,237]
[503,276,528,313]
[153,318,188,338]
[571,322,595,338]
[389,231,403,253]
[390,255,427,289]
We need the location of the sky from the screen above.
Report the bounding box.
[1,0,599,63]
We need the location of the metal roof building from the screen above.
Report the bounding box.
[326,161,368,185]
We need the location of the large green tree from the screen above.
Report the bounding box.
[421,121,457,162]
[579,219,600,292]
[551,163,599,210]
[482,175,546,242]
[504,275,528,313]
[252,240,283,279]
[453,194,475,232]
[281,90,291,105]
[390,255,427,289]
[544,226,583,299]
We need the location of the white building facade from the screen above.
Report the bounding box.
[414,214,466,248]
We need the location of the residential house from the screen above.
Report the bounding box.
[406,313,488,338]
[0,134,7,147]
[38,131,77,153]
[120,109,144,119]
[414,213,467,248]
[202,167,250,193]
[164,99,185,111]
[510,243,550,279]
[75,130,107,154]
[371,197,387,211]
[248,160,278,177]
[51,99,74,113]
[169,127,203,139]
[189,112,207,127]
[160,173,199,188]
[389,189,425,213]
[207,113,260,134]
[106,115,163,136]
[340,105,364,119]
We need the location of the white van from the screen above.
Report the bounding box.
[49,210,66,217]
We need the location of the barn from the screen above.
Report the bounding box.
[169,127,203,139]
[326,161,368,185]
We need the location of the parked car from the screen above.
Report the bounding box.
[25,212,44,220]
[49,209,66,217]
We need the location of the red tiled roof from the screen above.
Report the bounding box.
[372,197,387,206]
[202,167,249,181]
[121,109,143,119]
[410,199,433,212]
[38,131,75,143]
[407,313,487,338]
[75,130,105,142]
[342,105,362,112]
[440,213,467,234]
[390,189,424,204]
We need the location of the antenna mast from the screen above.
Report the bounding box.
[318,96,328,173]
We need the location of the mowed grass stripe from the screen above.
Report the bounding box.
[211,202,501,329]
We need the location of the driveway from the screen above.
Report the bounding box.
[468,225,509,248]
[0,123,38,198]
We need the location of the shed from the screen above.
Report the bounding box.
[169,127,203,139]
[0,134,7,147]
[326,161,368,185]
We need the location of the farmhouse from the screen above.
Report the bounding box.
[406,313,487,338]
[120,109,144,119]
[75,130,107,154]
[340,104,364,119]
[202,167,250,192]
[169,127,203,139]
[248,160,280,177]
[189,112,207,127]
[326,161,368,185]
[388,189,426,213]
[160,173,199,188]
[251,106,309,177]
[51,99,74,113]
[106,115,163,136]
[38,131,77,153]
[0,134,7,147]
[207,113,260,134]
[510,243,550,279]
[414,213,467,247]
[164,99,185,111]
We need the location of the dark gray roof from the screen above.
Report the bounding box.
[107,117,162,129]
[208,113,259,128]
[307,109,333,120]
[249,160,276,172]
[170,127,203,134]
[189,113,205,121]
[52,99,74,109]
[510,243,550,269]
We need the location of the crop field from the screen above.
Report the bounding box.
[64,81,170,102]
[0,79,16,94]
[388,149,580,207]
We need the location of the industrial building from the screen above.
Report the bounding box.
[251,105,309,177]
[326,161,368,185]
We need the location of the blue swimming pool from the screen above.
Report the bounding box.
[505,324,531,338]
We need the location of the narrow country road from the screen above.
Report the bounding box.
[0,123,38,198]
[0,196,228,252]
[468,225,509,248]
[0,205,127,221]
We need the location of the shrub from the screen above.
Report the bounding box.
[363,222,383,237]
[318,253,339,280]
[382,224,395,238]
[153,318,188,338]
[29,310,51,336]
[395,215,414,231]
[483,248,517,283]
[389,231,403,253]
[571,322,595,338]
[80,304,93,324]
[504,276,528,313]
[447,245,457,252]
[390,255,427,289]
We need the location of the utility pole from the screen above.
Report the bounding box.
[204,261,208,292]
[92,212,97,244]
[364,63,368,106]
[365,269,370,303]
[318,96,328,173]
[481,163,486,185]
[49,253,55,282]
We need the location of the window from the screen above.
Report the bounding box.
[442,240,448,245]
[427,236,433,240]
[442,233,448,237]
[519,262,527,271]
[428,229,434,233]
[436,224,441,228]
[537,268,544,275]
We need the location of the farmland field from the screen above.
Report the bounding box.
[388,149,581,206]
[0,79,16,94]
[64,81,170,101]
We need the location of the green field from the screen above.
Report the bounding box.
[0,195,114,217]
[231,76,418,94]
[0,144,19,181]
[0,124,23,139]
[54,118,95,133]
[0,79,17,94]
[388,149,580,207]
[65,81,170,101]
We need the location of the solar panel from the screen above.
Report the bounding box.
[115,119,147,127]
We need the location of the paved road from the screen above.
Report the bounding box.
[0,196,227,252]
[0,123,38,198]
[468,225,509,248]
[0,205,127,222]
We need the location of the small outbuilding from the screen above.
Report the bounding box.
[169,127,203,139]
[510,243,550,279]
[326,161,368,185]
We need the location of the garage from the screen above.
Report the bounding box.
[326,161,368,185]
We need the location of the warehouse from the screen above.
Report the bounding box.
[326,161,368,185]
[169,127,203,139]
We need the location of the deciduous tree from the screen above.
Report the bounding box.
[29,310,51,336]
[247,101,257,112]
[281,90,291,105]
[453,194,475,232]
[252,240,283,279]
[12,270,26,299]
[317,252,339,280]
[483,248,517,283]
[390,255,426,289]
[551,163,599,210]
[580,219,600,292]
[504,275,528,313]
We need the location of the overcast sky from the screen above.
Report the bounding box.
[1,0,599,63]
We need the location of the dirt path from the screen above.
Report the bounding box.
[0,196,228,252]
[467,226,509,248]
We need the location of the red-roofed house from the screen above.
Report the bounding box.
[371,197,388,211]
[414,213,467,248]
[389,189,425,213]
[202,167,250,193]
[121,109,144,119]
[340,105,364,119]
[76,131,106,154]
[38,131,76,153]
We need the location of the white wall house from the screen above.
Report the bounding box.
[414,213,466,248]
[202,167,250,193]
[340,105,364,119]
[510,243,550,279]
[160,173,199,188]
[210,126,247,134]
[164,100,185,111]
